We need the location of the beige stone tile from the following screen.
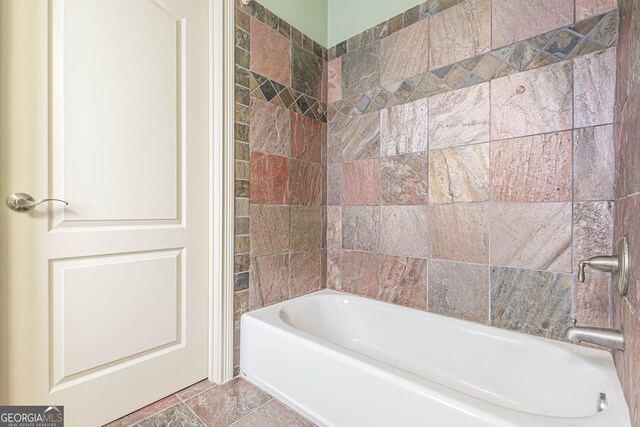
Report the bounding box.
[289,206,322,252]
[428,83,490,149]
[491,62,573,140]
[380,205,429,258]
[491,0,573,49]
[327,206,342,249]
[491,131,573,202]
[429,0,491,69]
[381,153,429,205]
[574,48,617,128]
[342,206,380,252]
[380,19,430,86]
[574,125,615,201]
[379,256,428,310]
[249,205,289,256]
[342,43,380,98]
[327,164,342,205]
[105,395,181,427]
[136,402,204,427]
[491,202,571,272]
[428,203,489,263]
[380,99,429,156]
[328,112,380,163]
[429,143,489,204]
[575,0,617,21]
[428,260,489,324]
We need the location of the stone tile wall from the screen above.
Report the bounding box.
[612,0,640,423]
[326,0,618,343]
[233,0,328,376]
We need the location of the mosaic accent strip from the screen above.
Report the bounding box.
[328,0,461,60]
[327,11,619,123]
[249,71,328,122]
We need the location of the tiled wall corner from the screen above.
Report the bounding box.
[612,0,640,422]
[233,0,328,376]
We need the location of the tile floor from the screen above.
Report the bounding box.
[104,378,315,427]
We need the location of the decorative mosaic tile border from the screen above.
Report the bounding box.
[236,0,327,61]
[249,71,328,122]
[327,11,619,123]
[328,0,461,60]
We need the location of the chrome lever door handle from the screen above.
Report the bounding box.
[7,192,69,212]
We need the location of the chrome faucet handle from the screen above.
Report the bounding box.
[7,192,68,213]
[577,256,619,283]
[576,236,629,297]
[571,318,577,327]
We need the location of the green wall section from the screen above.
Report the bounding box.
[326,0,424,47]
[257,0,329,47]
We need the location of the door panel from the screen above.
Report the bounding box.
[0,0,210,425]
[58,0,183,223]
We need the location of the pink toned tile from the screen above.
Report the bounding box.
[379,256,428,310]
[289,159,321,206]
[618,194,640,314]
[574,48,617,128]
[428,83,490,149]
[249,152,289,205]
[491,62,573,140]
[491,202,572,272]
[342,159,381,206]
[574,125,615,201]
[250,16,290,86]
[429,203,489,264]
[233,399,314,427]
[186,378,271,426]
[380,19,430,86]
[327,58,342,104]
[380,99,429,156]
[175,380,216,401]
[341,251,380,298]
[575,0,617,21]
[289,250,322,298]
[380,206,429,258]
[105,395,181,427]
[491,0,573,49]
[381,153,429,205]
[322,60,328,105]
[429,0,491,69]
[429,143,490,204]
[291,114,322,163]
[250,98,291,157]
[428,260,489,324]
[572,201,613,328]
[491,131,573,202]
[249,254,289,309]
[618,298,640,424]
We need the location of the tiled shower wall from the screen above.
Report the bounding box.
[325,0,619,341]
[613,0,640,422]
[233,0,328,375]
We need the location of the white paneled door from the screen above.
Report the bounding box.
[0,0,210,425]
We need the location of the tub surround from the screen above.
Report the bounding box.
[612,0,640,422]
[325,0,618,344]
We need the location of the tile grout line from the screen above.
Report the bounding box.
[227,397,274,426]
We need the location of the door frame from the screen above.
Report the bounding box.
[0,0,236,398]
[209,0,236,384]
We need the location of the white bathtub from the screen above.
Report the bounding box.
[240,290,630,426]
